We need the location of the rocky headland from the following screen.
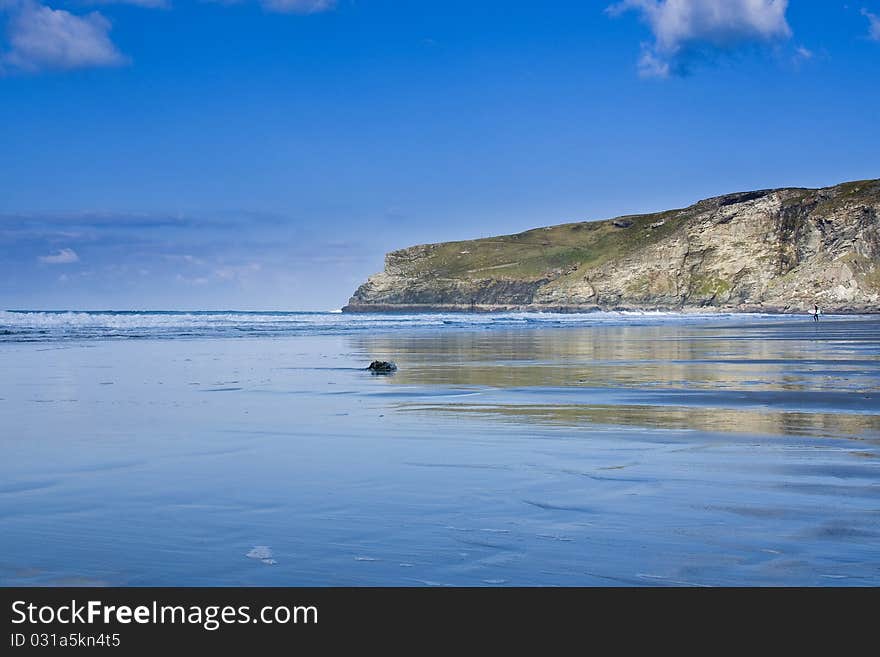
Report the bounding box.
[345,179,880,314]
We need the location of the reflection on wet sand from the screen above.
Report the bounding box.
[355,319,880,440]
[399,403,880,441]
[3,317,880,586]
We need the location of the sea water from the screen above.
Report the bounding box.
[1,311,878,586]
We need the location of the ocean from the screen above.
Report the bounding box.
[0,309,807,342]
[1,311,878,585]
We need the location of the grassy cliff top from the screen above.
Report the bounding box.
[388,179,879,283]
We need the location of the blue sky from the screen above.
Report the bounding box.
[1,0,878,310]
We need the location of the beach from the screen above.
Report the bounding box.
[1,311,878,586]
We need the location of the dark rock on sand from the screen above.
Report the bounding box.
[367,361,397,373]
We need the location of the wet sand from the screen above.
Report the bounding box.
[1,317,878,586]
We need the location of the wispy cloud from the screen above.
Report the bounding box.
[38,248,80,264]
[794,45,813,60]
[791,44,814,67]
[864,9,880,41]
[0,210,261,233]
[202,0,337,15]
[607,0,792,77]
[214,262,261,281]
[175,273,211,286]
[1,206,379,308]
[83,0,170,8]
[175,262,261,287]
[1,0,126,73]
[163,254,207,266]
[259,0,336,14]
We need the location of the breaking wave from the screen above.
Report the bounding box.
[0,309,803,343]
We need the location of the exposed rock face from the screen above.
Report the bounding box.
[344,180,880,313]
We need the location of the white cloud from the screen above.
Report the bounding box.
[259,0,336,14]
[0,0,336,74]
[864,9,880,41]
[608,0,792,77]
[39,248,80,264]
[1,1,125,73]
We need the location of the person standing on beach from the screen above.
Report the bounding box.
[813,304,821,322]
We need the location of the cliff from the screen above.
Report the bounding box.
[344,179,880,313]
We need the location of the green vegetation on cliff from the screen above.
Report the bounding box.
[346,179,880,313]
[398,207,687,282]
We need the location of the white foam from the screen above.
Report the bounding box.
[0,309,825,343]
[246,546,277,565]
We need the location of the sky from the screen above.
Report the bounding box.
[1,0,878,310]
